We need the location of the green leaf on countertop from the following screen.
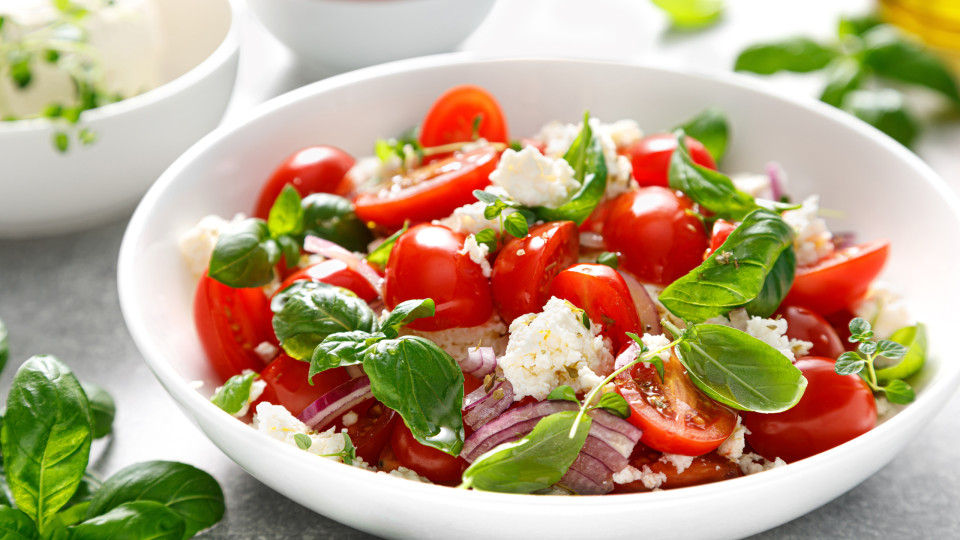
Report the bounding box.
[267,185,303,238]
[0,318,8,376]
[862,25,960,105]
[820,56,865,107]
[734,37,839,75]
[650,0,723,28]
[841,89,919,147]
[271,281,378,360]
[675,107,729,162]
[533,112,608,225]
[668,129,756,220]
[73,501,186,540]
[207,219,279,288]
[81,382,115,439]
[301,193,374,253]
[209,372,256,416]
[366,222,408,270]
[876,323,926,382]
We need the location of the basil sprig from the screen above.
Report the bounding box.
[668,129,756,220]
[271,281,378,360]
[533,112,608,225]
[675,107,730,162]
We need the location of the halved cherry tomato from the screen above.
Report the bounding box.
[313,390,398,465]
[255,353,351,416]
[704,219,736,260]
[194,274,277,381]
[616,354,738,455]
[579,197,615,235]
[776,305,844,359]
[390,421,467,484]
[624,133,716,188]
[253,146,355,219]
[419,85,509,147]
[612,447,741,493]
[743,357,876,463]
[784,240,890,316]
[354,147,499,228]
[463,373,483,395]
[278,259,379,303]
[549,263,640,352]
[491,221,580,325]
[383,224,493,331]
[603,187,708,286]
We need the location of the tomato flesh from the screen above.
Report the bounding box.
[390,421,467,484]
[419,85,509,147]
[253,146,355,220]
[785,240,890,316]
[279,259,380,303]
[313,394,398,465]
[612,447,741,493]
[705,219,736,260]
[624,133,716,188]
[255,353,351,416]
[776,304,845,359]
[548,263,641,352]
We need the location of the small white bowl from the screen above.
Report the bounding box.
[248,0,495,75]
[0,0,240,237]
[118,56,960,539]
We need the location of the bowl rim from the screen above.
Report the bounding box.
[0,0,242,134]
[118,53,960,509]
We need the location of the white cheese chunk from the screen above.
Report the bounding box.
[490,146,579,208]
[401,314,508,360]
[853,281,912,340]
[660,454,695,474]
[717,416,749,462]
[252,402,349,461]
[460,234,492,278]
[782,195,835,267]
[707,308,812,361]
[178,214,245,280]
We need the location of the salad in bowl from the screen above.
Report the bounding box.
[177,84,926,495]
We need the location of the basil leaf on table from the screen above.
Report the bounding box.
[366,222,408,270]
[734,37,839,75]
[379,298,436,339]
[0,506,38,540]
[1,355,92,531]
[301,193,374,253]
[533,113,608,225]
[207,219,278,288]
[668,130,756,220]
[266,184,304,238]
[363,336,465,455]
[841,89,919,147]
[876,323,927,382]
[460,411,591,493]
[85,460,224,539]
[73,501,186,540]
[0,317,8,376]
[659,208,794,323]
[675,324,807,412]
[209,372,256,416]
[81,382,115,439]
[743,246,796,318]
[271,281,378,360]
[675,107,729,162]
[862,25,960,105]
[820,56,865,107]
[309,331,376,377]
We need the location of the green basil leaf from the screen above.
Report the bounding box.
[650,0,722,28]
[293,433,312,450]
[876,323,926,382]
[546,385,578,403]
[862,25,960,105]
[533,114,608,225]
[675,324,807,412]
[73,501,186,540]
[675,107,729,162]
[503,211,529,238]
[743,246,796,318]
[271,281,378,360]
[301,193,373,253]
[859,340,878,355]
[474,228,498,253]
[267,185,303,238]
[838,14,881,38]
[668,131,756,220]
[849,317,872,340]
[461,411,590,493]
[2,355,92,529]
[595,251,619,269]
[309,331,377,377]
[81,382,115,439]
[207,219,279,288]
[835,351,866,375]
[86,461,224,539]
[472,189,500,205]
[340,433,356,466]
[363,336,464,455]
[366,222,408,270]
[882,379,915,405]
[820,56,865,107]
[209,372,255,416]
[595,392,630,419]
[875,339,908,361]
[735,37,839,74]
[0,506,38,540]
[841,89,919,147]
[59,472,101,525]
[659,209,793,323]
[0,318,8,376]
[380,299,436,339]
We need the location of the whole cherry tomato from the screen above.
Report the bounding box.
[419,85,509,147]
[776,305,845,359]
[785,240,889,316]
[705,219,736,260]
[603,187,709,286]
[624,133,716,188]
[390,421,468,484]
[253,146,355,219]
[255,353,351,416]
[383,224,493,331]
[549,263,641,352]
[279,259,380,303]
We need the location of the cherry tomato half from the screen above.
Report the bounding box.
[354,147,499,228]
[743,357,877,463]
[279,259,380,303]
[776,305,844,359]
[311,379,399,465]
[255,353,351,416]
[785,240,890,316]
[616,354,738,455]
[624,133,716,188]
[194,274,277,381]
[253,146,355,219]
[390,421,467,484]
[491,221,580,325]
[419,85,509,147]
[549,263,641,352]
[384,224,493,331]
[705,219,736,260]
[603,187,709,286]
[612,447,741,493]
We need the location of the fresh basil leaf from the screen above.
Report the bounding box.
[596,251,619,269]
[472,189,500,205]
[461,411,590,493]
[862,25,960,105]
[876,323,926,382]
[81,382,115,439]
[474,228,498,253]
[271,281,378,360]
[820,56,865,107]
[650,0,722,28]
[735,37,838,74]
[875,339,908,361]
[2,355,92,529]
[86,461,224,539]
[0,318,8,376]
[835,351,866,375]
[309,331,376,377]
[659,209,793,323]
[341,433,356,466]
[363,336,464,455]
[838,14,881,38]
[380,298,436,339]
[668,131,756,220]
[675,324,807,412]
[675,107,729,162]
[858,340,878,356]
[60,471,101,524]
[275,234,301,270]
[882,379,915,404]
[595,392,630,419]
[625,332,650,354]
[533,113,608,225]
[209,372,255,416]
[293,433,312,450]
[366,222,408,270]
[503,211,529,238]
[743,246,796,318]
[301,193,373,253]
[73,501,186,540]
[841,89,919,147]
[267,185,303,238]
[849,317,872,340]
[0,506,38,539]
[207,219,278,288]
[546,385,578,403]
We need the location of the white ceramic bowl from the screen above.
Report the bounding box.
[248,0,495,75]
[118,56,960,539]
[0,0,240,237]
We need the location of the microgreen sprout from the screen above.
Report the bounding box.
[835,317,915,404]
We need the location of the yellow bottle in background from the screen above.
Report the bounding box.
[879,0,960,70]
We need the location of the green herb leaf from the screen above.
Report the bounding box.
[743,246,796,318]
[668,130,756,220]
[858,340,878,355]
[0,506,38,539]
[734,37,839,74]
[81,382,115,439]
[876,323,926,382]
[882,379,915,404]
[848,317,872,341]
[73,501,186,540]
[275,234,301,271]
[309,331,376,377]
[650,0,723,28]
[862,25,960,105]
[841,89,919,147]
[838,14,881,38]
[267,185,303,238]
[301,193,373,253]
[340,433,356,466]
[209,372,256,416]
[533,113,608,225]
[546,385,578,403]
[596,251,619,269]
[675,324,808,412]
[675,107,729,162]
[380,298,436,339]
[2,355,92,531]
[875,339,908,361]
[0,318,8,376]
[820,56,865,107]
[659,209,794,323]
[77,128,96,146]
[366,222,408,270]
[503,211,529,238]
[207,219,278,288]
[293,433,312,450]
[271,281,378,360]
[595,392,630,419]
[10,51,33,88]
[575,307,591,330]
[835,351,866,375]
[54,131,69,153]
[85,461,224,539]
[472,189,500,205]
[474,228,498,253]
[363,336,464,455]
[625,331,663,381]
[461,411,590,493]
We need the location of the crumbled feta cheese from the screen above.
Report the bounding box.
[490,147,579,208]
[660,454,695,474]
[717,416,749,462]
[516,248,526,256]
[611,465,667,490]
[641,333,673,364]
[459,235,492,278]
[385,466,432,483]
[708,309,812,361]
[499,297,614,401]
[254,341,279,363]
[401,315,508,360]
[731,173,774,200]
[178,214,244,279]
[782,195,834,267]
[739,452,787,475]
[252,402,349,460]
[853,282,912,340]
[341,411,359,427]
[435,197,516,235]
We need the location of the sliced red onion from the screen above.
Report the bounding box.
[458,347,497,379]
[766,162,785,202]
[588,409,643,456]
[463,378,514,430]
[615,341,642,371]
[581,435,628,473]
[617,271,662,335]
[304,235,384,298]
[462,401,578,462]
[297,375,373,430]
[833,231,856,250]
[562,454,614,495]
[579,231,605,250]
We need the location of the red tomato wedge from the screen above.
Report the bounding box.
[623,133,716,188]
[390,421,467,484]
[549,263,641,352]
[255,353,351,416]
[419,85,509,147]
[784,240,890,316]
[253,146,355,220]
[776,305,845,359]
[279,259,380,303]
[612,448,741,493]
